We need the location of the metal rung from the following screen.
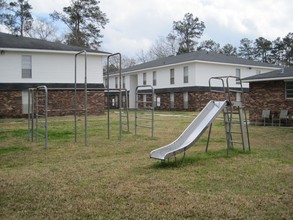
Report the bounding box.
[231,122,241,125]
[137,92,153,95]
[230,141,243,144]
[136,116,153,120]
[230,131,242,134]
[136,125,152,129]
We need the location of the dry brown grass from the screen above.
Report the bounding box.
[0,111,292,219]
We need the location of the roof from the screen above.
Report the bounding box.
[0,32,110,55]
[242,66,293,82]
[123,50,278,73]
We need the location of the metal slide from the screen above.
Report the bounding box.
[150,100,227,160]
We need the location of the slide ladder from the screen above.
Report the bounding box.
[207,76,250,153]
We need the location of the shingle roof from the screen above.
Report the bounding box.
[242,66,293,82]
[123,50,277,73]
[0,32,110,54]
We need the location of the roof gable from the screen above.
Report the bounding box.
[0,32,109,54]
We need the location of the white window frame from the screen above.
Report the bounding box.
[170,69,175,85]
[143,72,147,85]
[183,66,188,83]
[22,55,32,78]
[122,76,125,89]
[236,68,241,84]
[115,77,118,89]
[153,71,157,86]
[285,81,293,99]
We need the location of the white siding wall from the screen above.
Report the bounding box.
[0,51,104,84]
[194,63,274,87]
[111,63,276,91]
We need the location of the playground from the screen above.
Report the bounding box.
[0,110,292,219]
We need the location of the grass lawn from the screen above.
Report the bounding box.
[0,111,292,219]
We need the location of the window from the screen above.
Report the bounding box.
[104,79,108,88]
[286,81,293,99]
[170,69,175,84]
[153,71,157,86]
[122,76,125,89]
[236,68,241,84]
[115,77,118,88]
[183,92,188,109]
[170,93,174,109]
[183,66,188,83]
[22,55,32,78]
[143,72,147,85]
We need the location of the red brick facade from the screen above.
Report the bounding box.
[247,81,293,124]
[0,90,104,118]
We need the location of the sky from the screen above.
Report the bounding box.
[2,0,293,58]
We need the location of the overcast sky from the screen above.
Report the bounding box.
[3,0,293,58]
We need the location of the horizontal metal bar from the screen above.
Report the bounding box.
[136,125,152,129]
[230,141,243,144]
[136,116,153,120]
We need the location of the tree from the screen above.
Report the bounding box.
[197,39,220,52]
[270,37,284,65]
[136,49,153,64]
[238,38,254,60]
[254,37,272,63]
[50,0,109,49]
[0,0,33,36]
[28,18,60,41]
[221,43,237,56]
[148,36,177,59]
[283,32,293,66]
[172,13,205,54]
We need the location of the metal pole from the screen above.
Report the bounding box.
[106,53,122,141]
[106,56,110,140]
[44,86,48,149]
[125,90,130,132]
[31,89,34,142]
[74,53,77,143]
[84,51,88,145]
[151,88,154,138]
[74,50,88,145]
[118,53,122,143]
[27,88,31,141]
[36,89,39,142]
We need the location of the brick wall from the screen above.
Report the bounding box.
[0,91,23,117]
[247,81,293,123]
[0,90,104,118]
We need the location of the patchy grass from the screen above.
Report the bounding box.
[0,111,292,219]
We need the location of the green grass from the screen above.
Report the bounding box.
[0,111,292,219]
